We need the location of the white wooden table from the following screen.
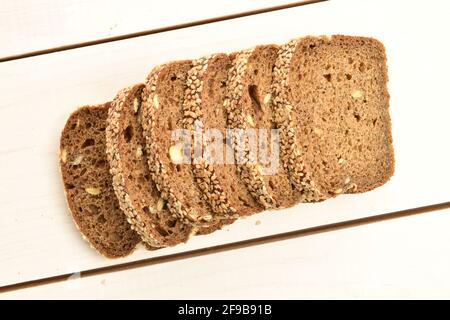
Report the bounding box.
[1,0,449,299]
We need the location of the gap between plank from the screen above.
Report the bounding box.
[0,0,327,63]
[1,201,449,295]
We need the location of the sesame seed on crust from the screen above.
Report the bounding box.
[224,48,276,209]
[106,84,193,247]
[182,54,238,218]
[141,64,214,228]
[272,37,328,202]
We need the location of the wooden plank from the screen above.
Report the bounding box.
[1,0,450,287]
[3,208,449,299]
[0,0,306,59]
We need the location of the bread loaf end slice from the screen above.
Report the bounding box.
[60,104,140,258]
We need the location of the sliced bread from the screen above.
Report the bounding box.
[141,62,231,235]
[224,45,301,209]
[59,104,140,258]
[182,54,263,217]
[106,84,193,248]
[272,35,394,198]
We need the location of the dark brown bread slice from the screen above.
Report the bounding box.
[183,53,263,217]
[224,45,302,209]
[60,104,140,258]
[272,35,394,198]
[106,84,193,248]
[141,62,233,235]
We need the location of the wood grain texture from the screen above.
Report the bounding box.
[0,0,305,59]
[3,208,450,299]
[1,202,447,294]
[0,0,449,288]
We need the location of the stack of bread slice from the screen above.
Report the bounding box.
[59,35,394,258]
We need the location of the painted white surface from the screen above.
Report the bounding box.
[0,0,449,294]
[0,0,301,58]
[3,208,450,299]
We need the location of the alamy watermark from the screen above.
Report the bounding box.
[169,120,279,175]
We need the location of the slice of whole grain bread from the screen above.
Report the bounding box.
[272,35,394,199]
[106,84,193,248]
[141,62,233,235]
[224,45,301,209]
[60,104,140,258]
[183,53,263,217]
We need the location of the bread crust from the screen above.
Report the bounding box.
[272,39,325,201]
[141,62,226,234]
[106,84,193,248]
[182,55,237,218]
[224,48,276,209]
[183,54,262,217]
[224,45,302,208]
